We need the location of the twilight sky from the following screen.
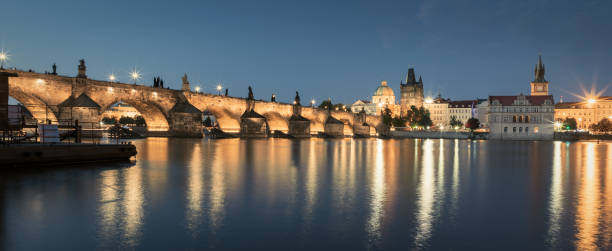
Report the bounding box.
[1,0,611,104]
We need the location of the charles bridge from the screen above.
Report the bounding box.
[1,61,388,137]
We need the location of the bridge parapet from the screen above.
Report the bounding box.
[5,69,387,137]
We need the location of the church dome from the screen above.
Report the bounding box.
[373,81,395,97]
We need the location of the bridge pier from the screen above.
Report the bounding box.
[169,101,203,137]
[352,110,371,137]
[323,115,344,137]
[287,93,310,138]
[240,93,267,138]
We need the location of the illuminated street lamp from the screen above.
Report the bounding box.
[311,99,316,107]
[0,49,9,69]
[587,98,596,104]
[195,86,201,93]
[130,69,141,84]
[425,97,433,104]
[108,74,116,82]
[216,84,222,95]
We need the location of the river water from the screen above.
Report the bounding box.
[1,138,611,250]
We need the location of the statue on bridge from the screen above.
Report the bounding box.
[77,59,87,78]
[294,91,301,105]
[245,86,255,112]
[271,94,276,102]
[52,63,57,75]
[181,74,190,91]
[247,86,254,100]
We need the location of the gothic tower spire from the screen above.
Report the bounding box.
[530,54,549,96]
[534,54,546,83]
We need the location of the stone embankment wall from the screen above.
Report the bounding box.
[554,132,612,141]
[391,131,488,139]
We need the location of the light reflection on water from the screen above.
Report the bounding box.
[0,138,611,250]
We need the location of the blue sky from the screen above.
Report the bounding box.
[2,0,611,104]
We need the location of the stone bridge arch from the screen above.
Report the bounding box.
[8,90,59,123]
[201,106,241,133]
[96,97,170,132]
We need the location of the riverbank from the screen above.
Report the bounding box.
[0,143,137,167]
[391,130,488,140]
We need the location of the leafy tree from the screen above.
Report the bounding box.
[318,100,347,111]
[318,100,333,110]
[101,117,116,124]
[562,117,577,130]
[392,116,408,127]
[449,116,462,128]
[382,108,393,127]
[203,117,213,127]
[465,118,480,132]
[135,116,146,126]
[119,116,136,125]
[404,106,433,128]
[589,118,612,133]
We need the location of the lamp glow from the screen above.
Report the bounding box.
[0,49,9,68]
[195,86,201,93]
[216,84,222,95]
[130,69,141,83]
[109,74,116,82]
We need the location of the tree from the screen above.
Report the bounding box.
[562,117,577,131]
[318,100,346,111]
[318,100,333,110]
[392,116,408,127]
[403,106,432,128]
[382,108,393,127]
[101,117,116,124]
[589,118,612,133]
[449,116,462,128]
[119,116,136,125]
[203,117,213,127]
[135,116,146,126]
[465,118,480,132]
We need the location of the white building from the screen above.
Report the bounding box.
[476,99,489,129]
[350,100,377,115]
[488,95,554,140]
[487,55,555,140]
[448,100,476,126]
[423,97,449,129]
[351,80,400,116]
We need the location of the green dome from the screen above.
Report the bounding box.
[373,81,394,96]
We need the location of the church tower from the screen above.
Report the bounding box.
[400,68,424,115]
[530,55,549,96]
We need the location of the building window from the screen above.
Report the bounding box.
[519,127,523,133]
[518,116,523,123]
[525,127,529,133]
[534,127,539,133]
[513,127,516,133]
[525,116,529,123]
[513,116,517,122]
[504,127,508,133]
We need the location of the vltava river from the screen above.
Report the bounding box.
[1,138,611,250]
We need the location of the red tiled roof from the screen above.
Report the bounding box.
[488,95,554,106]
[448,100,476,108]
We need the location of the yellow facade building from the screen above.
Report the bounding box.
[554,96,612,129]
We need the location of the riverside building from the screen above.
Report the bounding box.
[487,56,555,140]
